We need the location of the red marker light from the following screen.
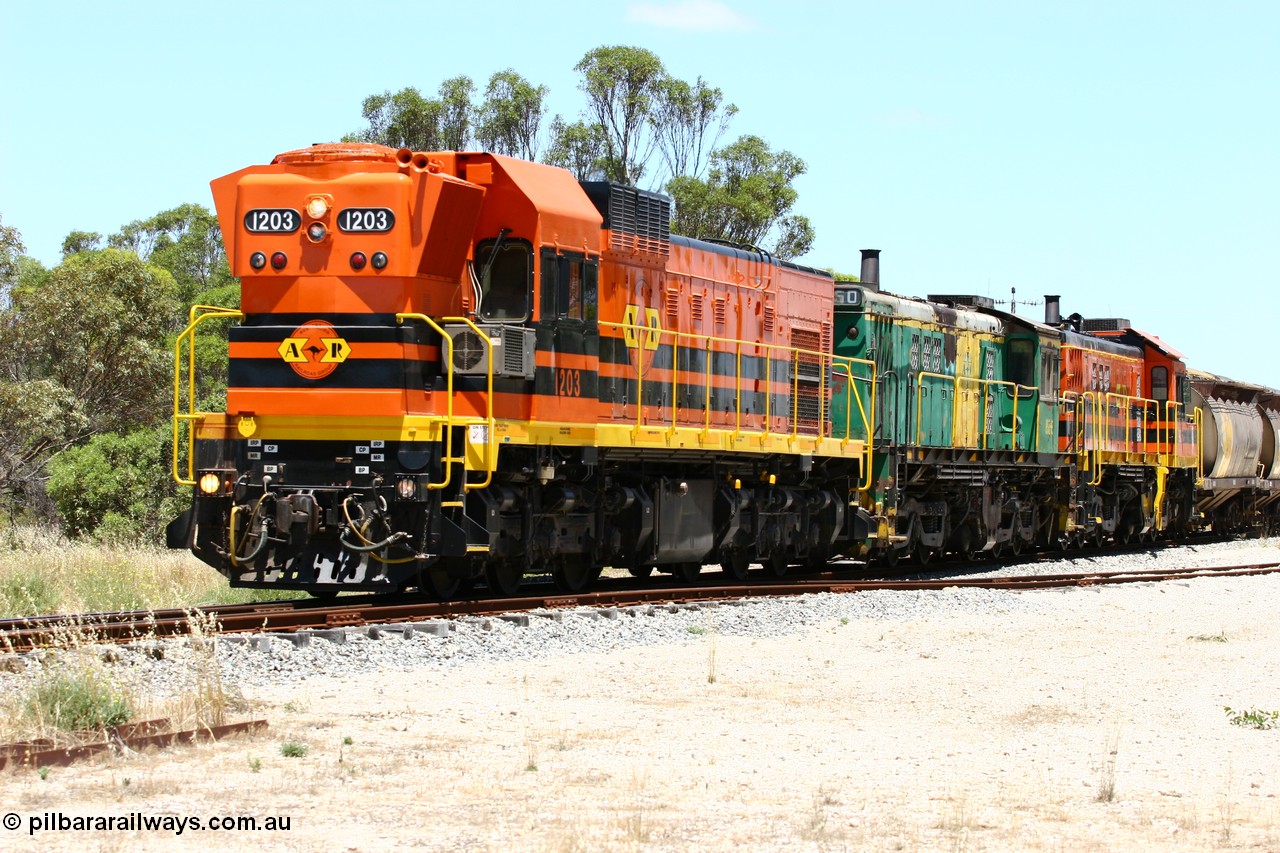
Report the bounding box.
[350,252,367,270]
[371,252,388,270]
[270,252,287,270]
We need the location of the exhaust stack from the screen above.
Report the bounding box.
[1044,295,1061,326]
[859,249,880,291]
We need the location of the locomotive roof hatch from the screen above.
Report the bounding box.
[928,294,996,309]
[1090,323,1186,359]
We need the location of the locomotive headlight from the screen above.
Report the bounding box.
[395,476,418,500]
[305,196,330,219]
[306,222,327,243]
[198,472,223,495]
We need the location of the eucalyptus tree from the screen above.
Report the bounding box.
[476,70,549,160]
[653,76,737,183]
[666,135,814,260]
[346,76,476,152]
[544,117,609,181]
[574,45,667,185]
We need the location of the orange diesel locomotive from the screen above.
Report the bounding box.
[168,143,874,597]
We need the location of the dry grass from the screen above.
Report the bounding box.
[0,611,241,747]
[0,523,303,618]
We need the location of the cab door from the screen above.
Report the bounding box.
[537,248,599,423]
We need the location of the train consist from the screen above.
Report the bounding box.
[167,142,1280,596]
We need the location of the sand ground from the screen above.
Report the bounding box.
[2,572,1279,852]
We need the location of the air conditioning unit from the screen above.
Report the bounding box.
[442,324,536,380]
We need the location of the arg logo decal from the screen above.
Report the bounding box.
[621,304,662,351]
[278,319,351,380]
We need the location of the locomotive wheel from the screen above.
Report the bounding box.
[1118,519,1137,546]
[767,551,789,577]
[628,565,655,579]
[954,526,981,563]
[913,540,934,566]
[880,547,900,569]
[426,567,463,601]
[805,546,832,572]
[721,549,750,581]
[672,562,702,584]
[553,559,600,593]
[486,562,523,597]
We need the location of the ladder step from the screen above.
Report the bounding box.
[440,501,464,508]
[466,545,490,553]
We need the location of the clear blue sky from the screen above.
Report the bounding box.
[3,0,1277,387]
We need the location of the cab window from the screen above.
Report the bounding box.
[1151,366,1169,402]
[476,239,531,321]
[1007,339,1035,388]
[540,249,598,323]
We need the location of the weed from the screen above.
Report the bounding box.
[1,573,59,615]
[23,661,132,733]
[1188,632,1229,643]
[686,624,706,635]
[1224,706,1280,730]
[37,767,49,780]
[622,813,652,843]
[176,611,229,730]
[248,756,262,773]
[342,735,353,746]
[280,741,309,758]
[803,783,841,841]
[524,733,539,771]
[1096,728,1121,802]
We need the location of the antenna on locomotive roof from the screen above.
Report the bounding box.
[997,286,1041,317]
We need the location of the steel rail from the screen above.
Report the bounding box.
[2,561,1278,655]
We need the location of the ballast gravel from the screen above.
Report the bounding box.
[3,538,1271,698]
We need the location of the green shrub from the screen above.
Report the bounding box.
[280,741,309,758]
[46,424,184,543]
[1224,706,1279,730]
[24,666,132,732]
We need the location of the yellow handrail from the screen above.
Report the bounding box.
[1104,391,1157,460]
[172,305,244,486]
[599,319,874,460]
[1194,406,1204,484]
[918,373,1037,450]
[830,361,876,491]
[395,314,496,491]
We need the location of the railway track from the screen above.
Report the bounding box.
[3,559,1279,655]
